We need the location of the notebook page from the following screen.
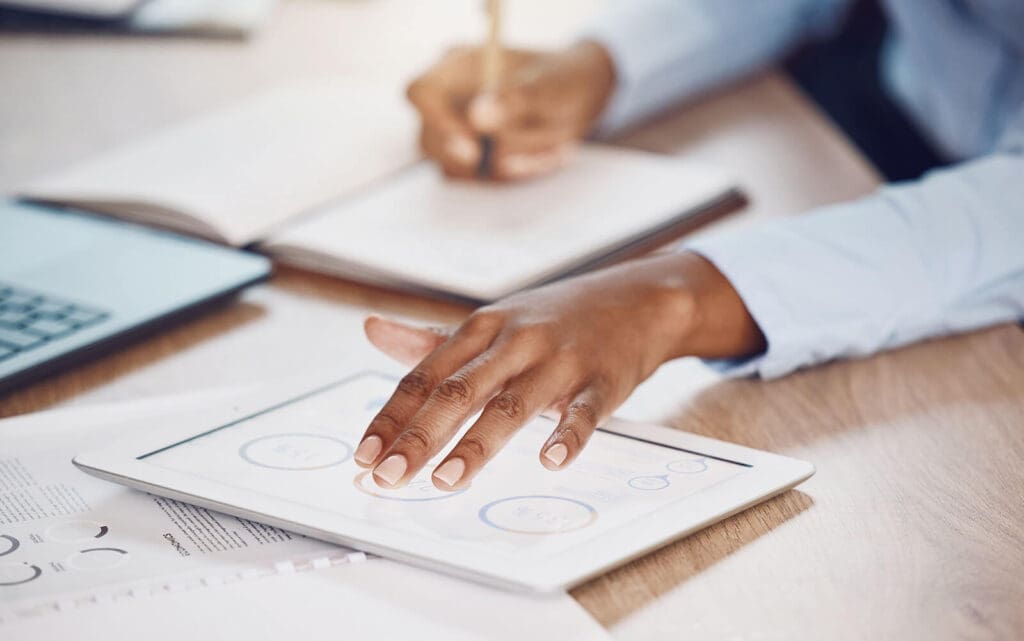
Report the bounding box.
[21,82,418,246]
[265,146,736,300]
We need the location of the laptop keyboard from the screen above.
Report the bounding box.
[0,283,110,362]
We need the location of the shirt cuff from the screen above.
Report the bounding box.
[579,3,716,135]
[685,231,824,379]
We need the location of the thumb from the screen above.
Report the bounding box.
[363,314,451,367]
[467,74,538,133]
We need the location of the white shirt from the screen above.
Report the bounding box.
[587,0,1024,377]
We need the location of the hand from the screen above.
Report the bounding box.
[406,41,616,181]
[353,252,766,490]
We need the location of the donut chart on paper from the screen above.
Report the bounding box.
[0,562,42,586]
[66,547,130,571]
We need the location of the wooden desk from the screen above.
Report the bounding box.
[2,2,1022,639]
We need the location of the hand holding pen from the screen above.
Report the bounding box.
[405,2,617,181]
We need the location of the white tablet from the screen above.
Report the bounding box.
[74,371,814,593]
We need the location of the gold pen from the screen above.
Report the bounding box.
[477,0,503,178]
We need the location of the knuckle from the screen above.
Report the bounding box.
[556,423,583,449]
[464,309,503,333]
[397,426,434,453]
[566,400,599,427]
[490,391,526,422]
[370,411,403,435]
[436,374,475,407]
[442,44,471,59]
[405,79,427,103]
[397,370,435,399]
[508,322,556,350]
[458,434,490,461]
[554,343,583,367]
[587,372,613,395]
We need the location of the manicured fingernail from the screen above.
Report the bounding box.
[354,435,382,465]
[374,454,407,487]
[433,458,465,487]
[445,135,479,164]
[543,443,568,467]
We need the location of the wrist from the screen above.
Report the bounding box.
[565,40,616,128]
[653,251,766,362]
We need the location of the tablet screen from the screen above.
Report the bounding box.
[142,372,749,560]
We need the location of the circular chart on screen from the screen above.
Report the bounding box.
[478,495,598,535]
[666,458,709,474]
[354,471,464,502]
[628,474,672,491]
[239,433,353,471]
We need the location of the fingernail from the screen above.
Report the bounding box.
[445,135,479,164]
[543,443,568,467]
[354,435,383,465]
[433,458,465,487]
[373,454,407,487]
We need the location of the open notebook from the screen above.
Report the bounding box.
[21,82,742,302]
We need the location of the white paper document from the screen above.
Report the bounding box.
[0,390,349,621]
[3,558,611,641]
[0,391,610,641]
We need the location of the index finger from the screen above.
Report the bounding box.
[407,79,480,172]
[353,314,501,468]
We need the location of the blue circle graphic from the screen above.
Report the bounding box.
[478,495,598,535]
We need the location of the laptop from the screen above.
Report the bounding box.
[0,201,270,395]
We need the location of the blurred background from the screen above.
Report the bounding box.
[0,0,603,193]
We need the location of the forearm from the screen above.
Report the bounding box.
[685,151,1024,378]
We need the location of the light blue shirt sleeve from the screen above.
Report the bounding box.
[583,0,853,133]
[686,107,1024,378]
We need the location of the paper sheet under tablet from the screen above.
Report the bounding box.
[142,372,749,561]
[0,388,348,620]
[4,559,611,641]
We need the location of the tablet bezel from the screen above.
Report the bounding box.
[73,371,814,593]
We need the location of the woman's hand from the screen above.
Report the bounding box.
[353,251,766,491]
[406,41,616,180]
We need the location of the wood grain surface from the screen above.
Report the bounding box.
[1,2,1021,640]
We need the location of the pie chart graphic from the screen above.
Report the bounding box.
[66,547,130,571]
[479,495,598,535]
[46,520,109,543]
[0,535,19,557]
[0,562,42,586]
[239,433,353,471]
